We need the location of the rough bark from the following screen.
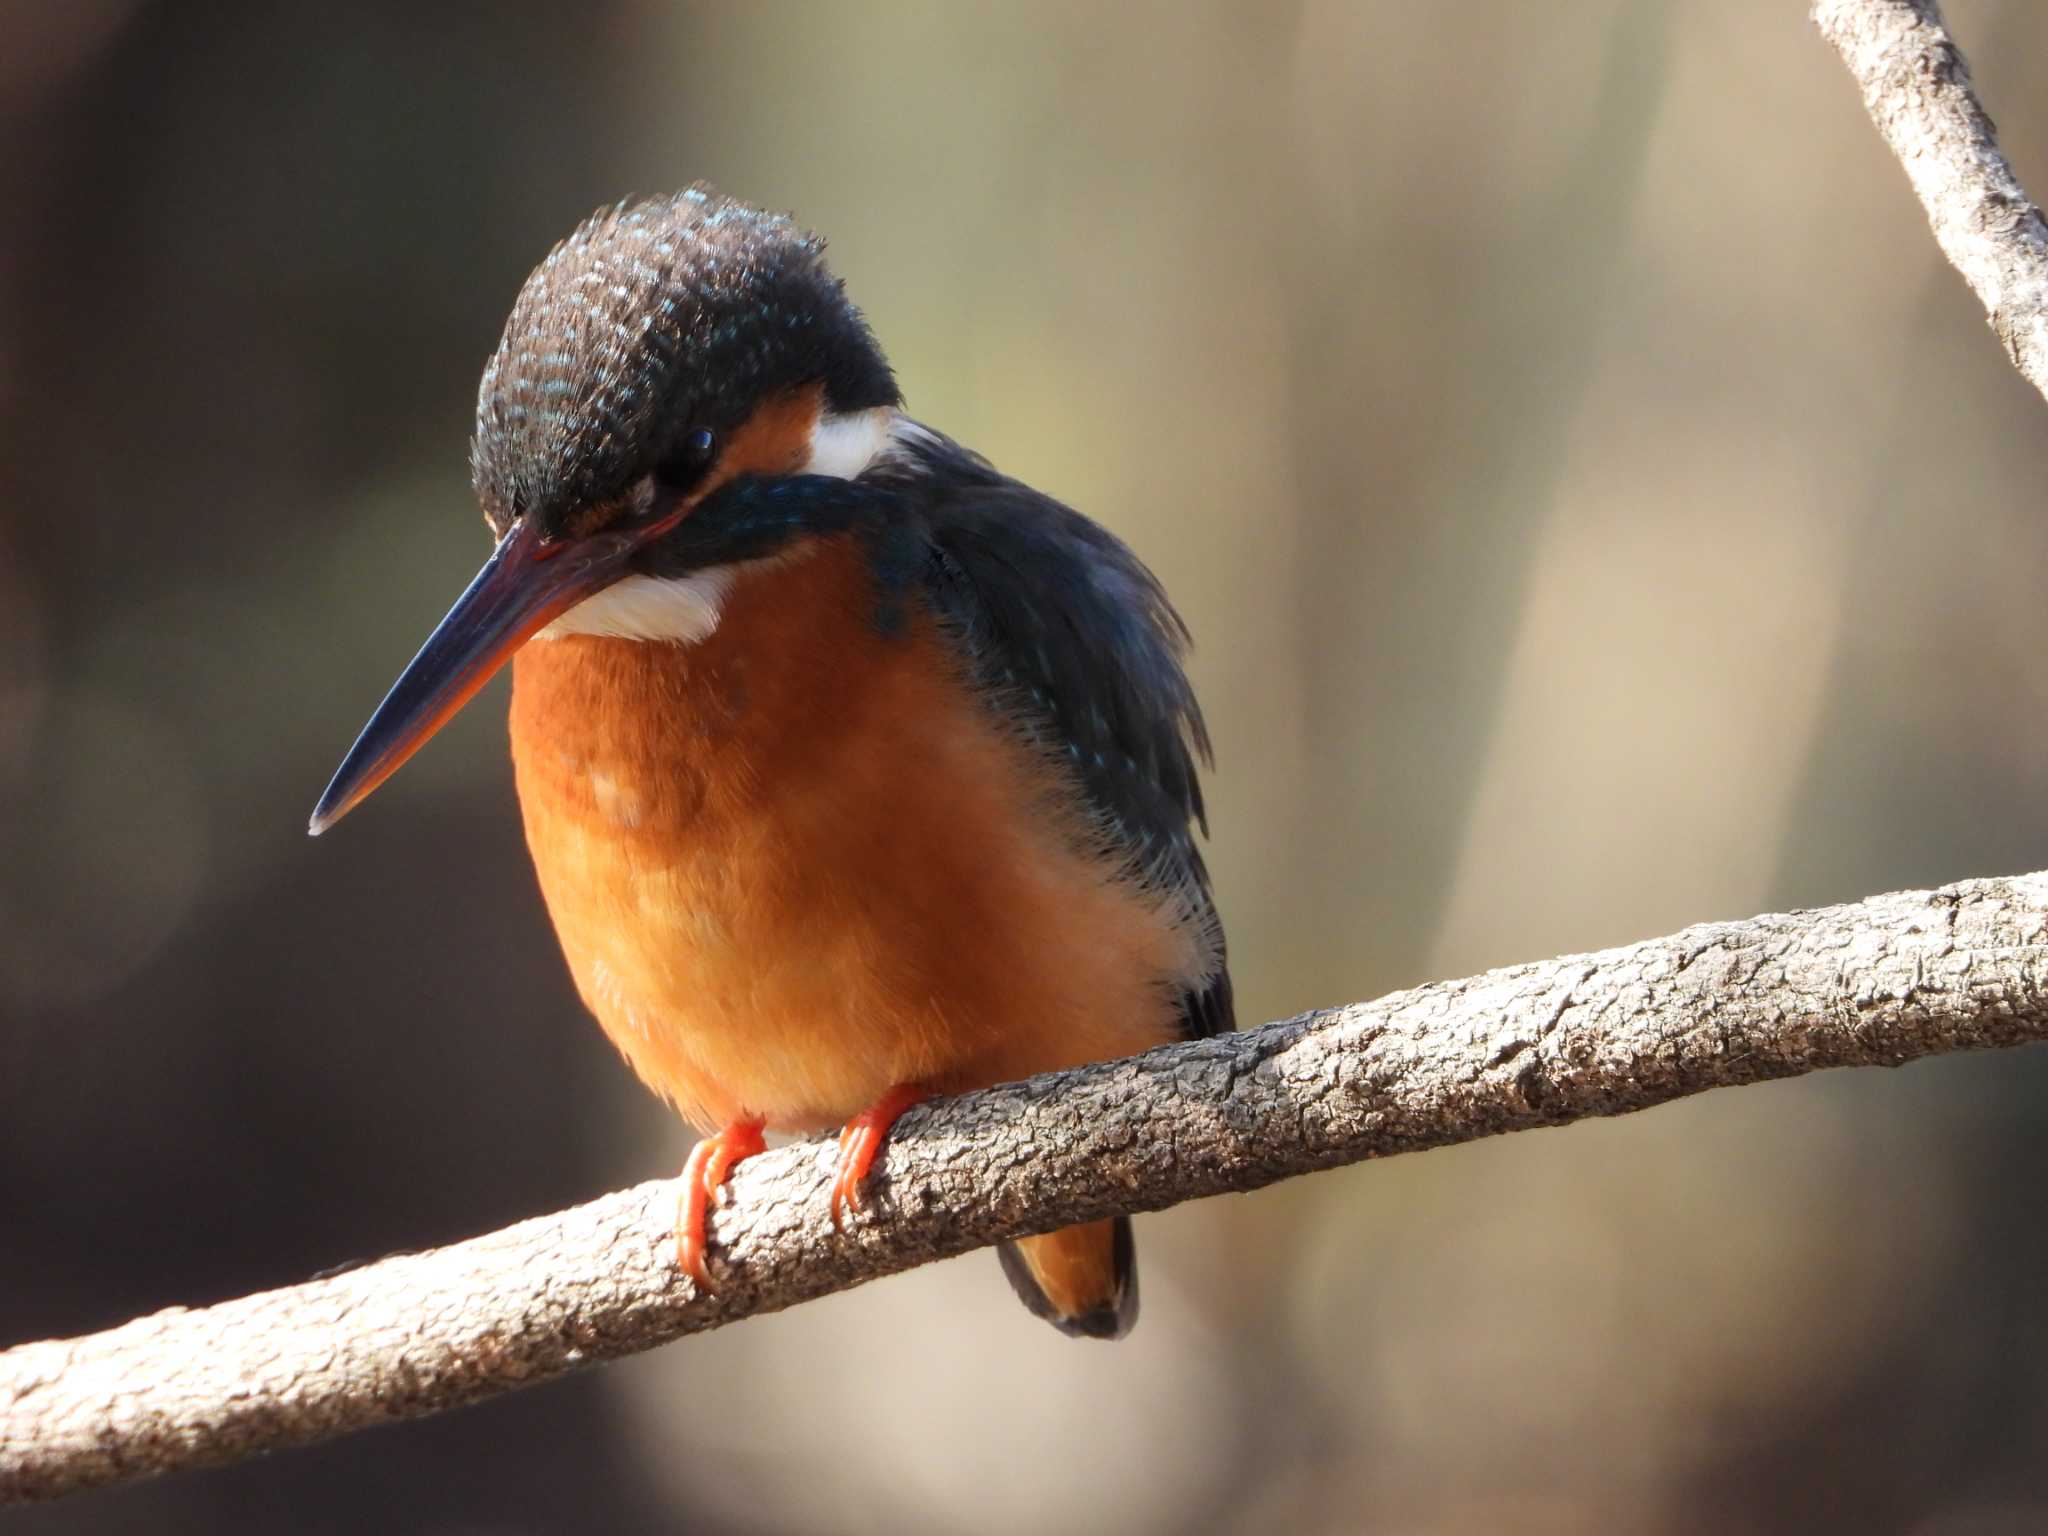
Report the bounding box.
[1814,0,2048,400]
[8,873,2048,1504]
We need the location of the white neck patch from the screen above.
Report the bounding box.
[802,407,895,479]
[534,408,898,645]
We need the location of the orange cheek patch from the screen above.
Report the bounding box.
[549,384,826,547]
[679,383,825,517]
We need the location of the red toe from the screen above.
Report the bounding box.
[829,1084,929,1230]
[675,1118,766,1287]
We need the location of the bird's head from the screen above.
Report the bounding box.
[310,188,900,834]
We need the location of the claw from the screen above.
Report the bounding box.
[829,1084,928,1230]
[675,1118,766,1288]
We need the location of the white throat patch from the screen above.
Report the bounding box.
[534,408,898,646]
[535,568,735,645]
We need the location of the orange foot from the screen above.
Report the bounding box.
[830,1084,930,1230]
[675,1117,767,1289]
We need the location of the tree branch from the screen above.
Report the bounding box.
[8,874,2048,1504]
[1814,0,2048,400]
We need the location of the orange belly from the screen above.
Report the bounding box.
[507,536,1208,1133]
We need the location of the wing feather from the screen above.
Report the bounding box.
[869,426,1232,1040]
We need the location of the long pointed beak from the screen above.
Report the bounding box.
[309,517,632,835]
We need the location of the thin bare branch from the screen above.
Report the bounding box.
[7,873,2048,1505]
[1814,0,2048,399]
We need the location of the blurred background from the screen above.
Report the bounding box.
[7,1,2048,1530]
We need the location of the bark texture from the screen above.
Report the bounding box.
[1814,0,2048,399]
[9,873,2048,1504]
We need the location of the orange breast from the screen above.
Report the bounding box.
[507,536,1208,1133]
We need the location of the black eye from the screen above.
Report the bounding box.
[655,427,718,489]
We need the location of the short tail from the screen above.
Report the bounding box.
[996,1216,1138,1340]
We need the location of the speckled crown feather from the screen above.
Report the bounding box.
[470,186,898,535]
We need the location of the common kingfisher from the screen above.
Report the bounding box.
[310,187,1230,1339]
